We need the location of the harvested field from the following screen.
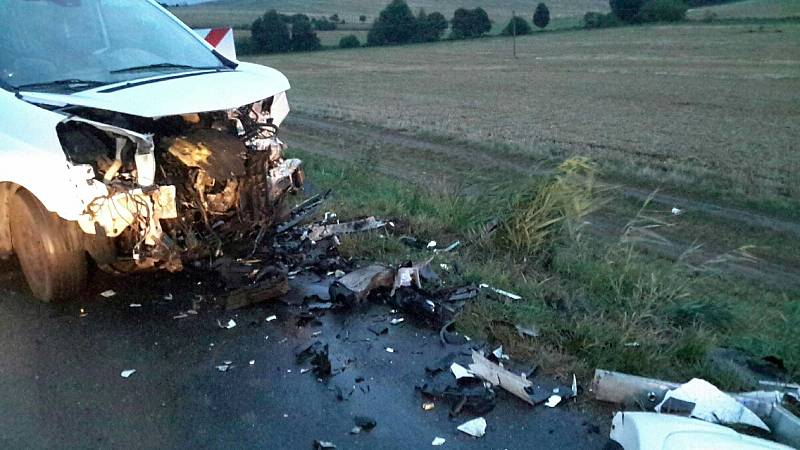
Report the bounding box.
[688,0,800,20]
[170,0,608,28]
[252,22,800,213]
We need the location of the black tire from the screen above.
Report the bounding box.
[9,189,87,302]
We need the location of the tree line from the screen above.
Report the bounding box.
[248,1,552,53]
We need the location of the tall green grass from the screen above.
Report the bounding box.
[293,149,800,386]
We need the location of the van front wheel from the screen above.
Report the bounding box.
[10,189,87,302]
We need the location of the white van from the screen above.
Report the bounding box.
[0,0,303,302]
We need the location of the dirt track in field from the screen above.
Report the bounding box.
[283,112,800,290]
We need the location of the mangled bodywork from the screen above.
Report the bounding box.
[52,92,303,271]
[0,0,305,301]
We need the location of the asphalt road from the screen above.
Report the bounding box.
[0,261,608,449]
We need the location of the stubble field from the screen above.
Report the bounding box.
[253,22,800,213]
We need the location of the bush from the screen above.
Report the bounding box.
[367,0,418,46]
[415,9,448,42]
[290,19,321,51]
[501,16,532,36]
[583,11,621,28]
[451,7,492,39]
[312,17,337,30]
[279,13,310,26]
[533,3,551,29]
[609,0,645,21]
[637,0,688,22]
[251,10,291,53]
[339,34,361,48]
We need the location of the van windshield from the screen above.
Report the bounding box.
[0,0,225,92]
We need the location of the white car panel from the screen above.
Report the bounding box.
[18,62,290,119]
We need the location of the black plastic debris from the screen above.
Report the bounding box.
[368,324,389,336]
[353,416,377,431]
[419,369,497,416]
[296,341,332,378]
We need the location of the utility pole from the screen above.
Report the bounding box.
[512,10,517,59]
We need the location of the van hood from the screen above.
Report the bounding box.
[18,62,290,118]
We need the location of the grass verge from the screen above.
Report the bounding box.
[293,148,800,388]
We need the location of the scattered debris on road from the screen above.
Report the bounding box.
[593,369,800,448]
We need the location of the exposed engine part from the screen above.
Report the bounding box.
[57,95,303,272]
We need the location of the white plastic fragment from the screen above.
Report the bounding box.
[572,374,578,397]
[671,207,683,216]
[100,290,116,298]
[478,283,522,301]
[457,417,487,438]
[655,378,770,431]
[385,347,395,353]
[173,313,189,319]
[432,437,446,446]
[164,293,173,301]
[218,319,237,329]
[120,369,136,378]
[434,240,461,253]
[249,360,255,365]
[426,240,437,249]
[390,318,405,325]
[451,363,475,380]
[492,346,510,360]
[129,303,142,308]
[545,395,562,407]
[215,365,230,372]
[266,315,277,322]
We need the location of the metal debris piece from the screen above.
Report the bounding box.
[656,378,769,431]
[431,437,446,446]
[457,417,487,438]
[225,275,290,310]
[100,290,116,298]
[330,265,395,304]
[478,283,522,301]
[468,350,536,405]
[120,369,136,378]
[434,240,461,253]
[306,216,386,241]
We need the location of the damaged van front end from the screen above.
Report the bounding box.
[58,93,303,272]
[0,0,304,301]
